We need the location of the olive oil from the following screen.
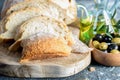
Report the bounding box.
[79,17,93,44]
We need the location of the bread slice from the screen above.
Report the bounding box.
[5,0,77,24]
[69,26,92,53]
[9,16,73,51]
[0,7,42,42]
[0,20,4,34]
[71,35,92,53]
[27,0,77,9]
[20,33,72,63]
[1,0,31,18]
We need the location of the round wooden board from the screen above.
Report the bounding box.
[0,43,91,78]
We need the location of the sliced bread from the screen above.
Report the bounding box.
[68,26,92,53]
[0,1,75,41]
[1,0,30,18]
[20,33,72,63]
[0,7,43,42]
[5,0,77,24]
[9,16,73,51]
[71,35,92,53]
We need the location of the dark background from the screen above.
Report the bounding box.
[0,0,120,80]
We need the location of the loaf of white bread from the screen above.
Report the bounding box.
[0,0,92,63]
[1,0,77,22]
[0,0,77,42]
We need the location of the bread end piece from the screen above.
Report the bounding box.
[20,37,71,63]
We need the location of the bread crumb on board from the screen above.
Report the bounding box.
[89,67,96,72]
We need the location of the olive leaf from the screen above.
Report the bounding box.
[116,20,120,29]
[106,33,113,38]
[111,9,117,19]
[96,22,105,31]
[96,25,108,34]
[114,20,120,33]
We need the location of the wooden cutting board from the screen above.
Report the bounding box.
[0,43,91,78]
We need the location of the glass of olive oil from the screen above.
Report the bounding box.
[78,6,93,44]
[79,17,93,44]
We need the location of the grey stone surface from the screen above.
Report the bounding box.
[0,0,4,12]
[0,0,120,80]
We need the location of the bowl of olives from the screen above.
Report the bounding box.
[89,33,120,66]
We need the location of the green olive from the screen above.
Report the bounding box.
[112,38,120,45]
[93,40,100,49]
[110,49,120,54]
[99,42,108,50]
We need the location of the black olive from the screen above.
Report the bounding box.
[107,44,118,52]
[111,33,115,38]
[118,46,120,51]
[103,35,112,43]
[93,34,103,42]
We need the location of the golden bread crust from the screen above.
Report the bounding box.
[20,37,71,63]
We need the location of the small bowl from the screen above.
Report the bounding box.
[89,40,120,66]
